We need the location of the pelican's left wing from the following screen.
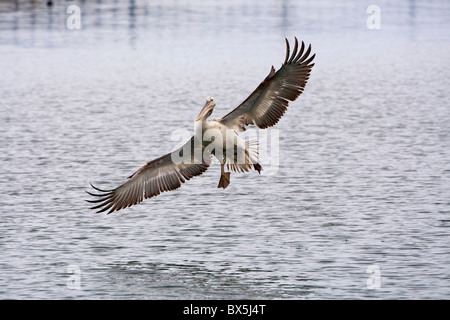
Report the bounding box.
[86,136,210,214]
[219,37,315,131]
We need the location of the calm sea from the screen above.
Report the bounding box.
[0,0,449,299]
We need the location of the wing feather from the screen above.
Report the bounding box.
[220,37,315,131]
[86,136,210,214]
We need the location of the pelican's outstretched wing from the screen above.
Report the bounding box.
[86,136,210,214]
[219,37,315,131]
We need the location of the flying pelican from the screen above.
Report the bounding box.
[87,37,315,214]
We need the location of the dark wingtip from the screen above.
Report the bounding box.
[303,44,312,60]
[86,182,117,213]
[305,53,316,66]
[89,182,114,193]
[284,38,290,64]
[287,37,299,64]
[85,190,104,197]
[293,40,305,63]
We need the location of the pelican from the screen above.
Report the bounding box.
[87,37,315,214]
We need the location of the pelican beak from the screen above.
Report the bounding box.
[195,99,215,121]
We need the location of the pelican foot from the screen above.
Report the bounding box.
[218,172,231,189]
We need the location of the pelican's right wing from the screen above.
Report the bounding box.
[86,136,210,214]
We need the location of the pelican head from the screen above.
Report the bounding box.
[195,96,216,121]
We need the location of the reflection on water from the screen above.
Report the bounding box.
[1,0,448,47]
[1,0,298,47]
[0,0,449,300]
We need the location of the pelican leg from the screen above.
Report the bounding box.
[218,163,231,189]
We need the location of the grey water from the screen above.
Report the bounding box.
[0,0,449,299]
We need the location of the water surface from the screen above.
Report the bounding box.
[0,0,449,299]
